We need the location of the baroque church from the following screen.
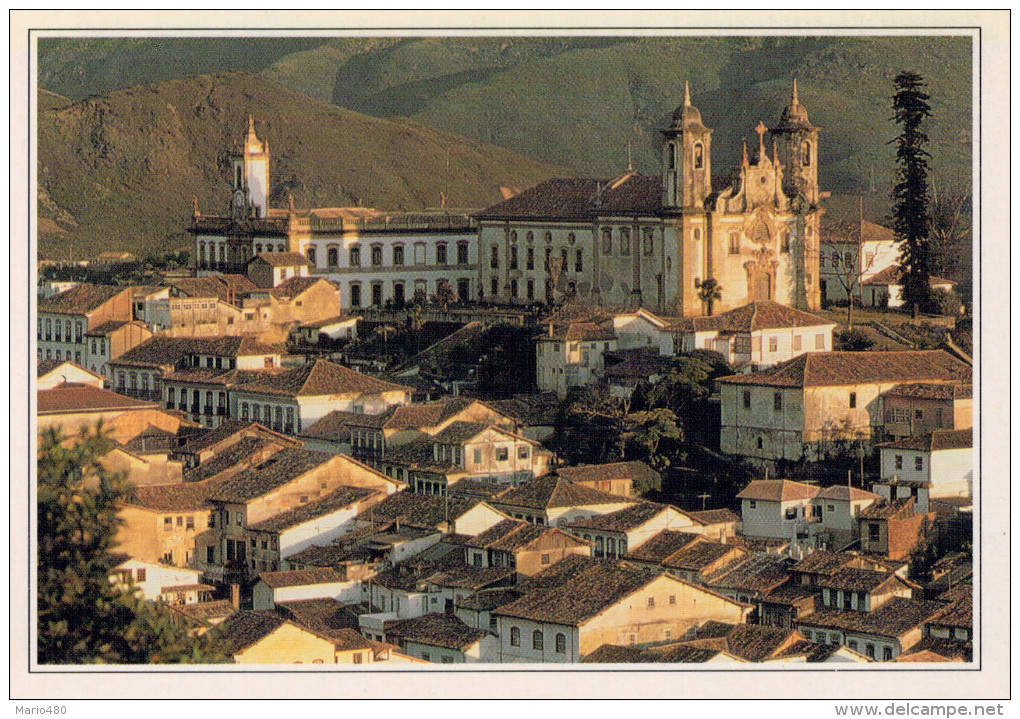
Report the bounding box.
[474,82,824,316]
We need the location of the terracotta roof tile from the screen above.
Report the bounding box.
[885,382,972,400]
[493,475,634,511]
[252,251,312,267]
[237,359,410,398]
[357,491,487,530]
[111,336,281,370]
[876,429,972,452]
[687,508,741,526]
[269,276,328,300]
[662,540,744,573]
[169,599,236,623]
[928,593,972,629]
[126,481,221,512]
[704,553,792,595]
[215,610,289,653]
[385,612,489,651]
[38,283,129,314]
[624,530,704,563]
[208,448,337,503]
[257,567,346,589]
[798,597,946,639]
[790,551,858,576]
[563,501,680,533]
[736,480,819,502]
[859,498,916,520]
[556,461,660,486]
[582,643,732,663]
[248,486,378,533]
[275,598,361,637]
[816,486,883,502]
[719,351,970,388]
[37,383,156,414]
[674,301,833,333]
[475,174,661,222]
[815,568,907,593]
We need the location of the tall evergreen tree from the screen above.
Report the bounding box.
[37,425,226,664]
[890,71,933,317]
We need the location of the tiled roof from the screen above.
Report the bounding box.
[737,480,819,502]
[790,551,857,576]
[182,437,281,483]
[493,556,664,626]
[447,479,511,501]
[300,409,391,440]
[475,174,661,222]
[662,539,744,573]
[798,597,946,639]
[687,508,741,526]
[269,276,327,300]
[862,265,956,287]
[111,336,281,370]
[276,598,362,637]
[582,643,732,663]
[897,637,970,662]
[431,421,492,445]
[673,301,833,333]
[424,565,515,591]
[169,599,236,623]
[540,321,616,343]
[876,429,972,452]
[121,425,180,454]
[252,251,312,267]
[556,461,660,487]
[885,382,972,400]
[125,481,220,512]
[167,275,258,303]
[815,568,906,593]
[37,359,103,381]
[257,567,346,589]
[215,610,289,654]
[928,593,972,629]
[385,613,489,651]
[816,486,883,502]
[208,449,337,503]
[493,475,633,511]
[38,283,128,314]
[84,319,135,336]
[624,530,704,563]
[37,383,156,414]
[300,314,357,329]
[237,359,410,398]
[178,420,291,455]
[685,622,804,662]
[455,588,523,612]
[285,543,373,569]
[248,486,379,533]
[704,553,792,595]
[718,351,970,388]
[357,491,486,530]
[464,519,580,554]
[563,501,678,533]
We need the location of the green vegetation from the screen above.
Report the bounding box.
[40,252,190,285]
[37,425,227,664]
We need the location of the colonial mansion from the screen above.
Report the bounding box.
[192,82,823,316]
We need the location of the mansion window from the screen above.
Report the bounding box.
[526,279,535,301]
[561,248,569,272]
[574,249,583,273]
[509,230,518,243]
[643,228,654,256]
[393,245,405,266]
[510,627,520,647]
[491,278,499,296]
[350,284,362,308]
[306,247,316,266]
[526,247,535,270]
[350,246,361,267]
[602,228,613,255]
[491,245,499,269]
[509,246,518,270]
[457,243,468,265]
[393,282,405,305]
[620,227,631,255]
[547,231,555,243]
[742,390,751,409]
[769,337,778,353]
[372,283,383,307]
[166,388,176,409]
[729,232,740,254]
[327,246,339,267]
[436,244,448,265]
[545,279,553,302]
[532,631,543,651]
[526,231,534,244]
[545,247,553,271]
[555,633,566,654]
[774,392,783,412]
[497,447,509,461]
[915,457,923,471]
[849,392,857,409]
[371,246,383,266]
[510,279,518,299]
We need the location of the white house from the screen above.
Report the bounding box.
[383,612,496,664]
[861,266,958,309]
[252,567,360,610]
[37,359,106,390]
[818,220,900,305]
[876,429,973,499]
[246,251,311,289]
[674,301,835,369]
[612,308,676,356]
[810,485,884,549]
[736,479,820,541]
[536,321,617,397]
[109,557,208,604]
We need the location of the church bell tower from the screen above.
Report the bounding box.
[229,115,270,219]
[661,82,713,211]
[770,80,819,203]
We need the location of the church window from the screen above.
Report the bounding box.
[566,232,574,244]
[526,231,534,243]
[510,279,518,299]
[350,284,361,308]
[45,319,51,341]
[669,143,677,170]
[510,246,518,270]
[602,228,613,255]
[694,142,704,169]
[436,244,448,265]
[643,229,654,256]
[491,278,499,296]
[490,245,499,269]
[802,141,811,167]
[620,227,631,255]
[575,249,583,273]
[457,243,468,264]
[547,231,555,243]
[693,228,701,241]
[371,245,382,266]
[306,246,316,266]
[561,248,569,273]
[350,246,361,267]
[526,247,535,271]
[729,232,740,255]
[526,279,535,300]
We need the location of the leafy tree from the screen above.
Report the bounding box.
[37,425,226,664]
[697,278,723,316]
[620,409,683,471]
[435,279,457,309]
[890,71,933,318]
[834,328,875,352]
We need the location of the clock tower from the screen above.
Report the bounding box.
[229,115,270,219]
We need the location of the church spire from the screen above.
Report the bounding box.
[741,140,749,166]
[755,121,768,162]
[626,141,633,172]
[791,78,799,105]
[684,80,691,107]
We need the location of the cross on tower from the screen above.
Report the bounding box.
[754,121,768,158]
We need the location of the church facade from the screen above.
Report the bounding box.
[474,83,823,316]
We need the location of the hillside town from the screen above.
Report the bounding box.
[37,82,973,666]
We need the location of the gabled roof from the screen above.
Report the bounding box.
[275,598,362,638]
[624,530,705,564]
[125,480,221,513]
[885,382,972,400]
[704,553,792,595]
[737,479,819,502]
[248,486,379,533]
[662,539,745,573]
[562,501,687,533]
[687,508,741,526]
[673,301,834,333]
[110,336,281,370]
[475,174,661,222]
[38,283,129,314]
[251,251,312,267]
[257,567,346,589]
[798,597,946,639]
[356,492,491,530]
[859,497,917,520]
[207,448,337,503]
[718,350,970,388]
[556,461,660,487]
[384,613,489,651]
[215,610,290,654]
[431,421,492,445]
[37,383,156,414]
[815,568,910,593]
[863,265,956,288]
[237,359,410,398]
[876,429,972,452]
[465,518,586,553]
[492,474,633,511]
[166,274,259,302]
[682,622,806,662]
[540,321,616,343]
[37,359,104,381]
[299,314,358,329]
[582,643,738,663]
[790,550,858,577]
[816,486,883,502]
[269,276,329,300]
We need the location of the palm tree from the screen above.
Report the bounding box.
[697,278,723,316]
